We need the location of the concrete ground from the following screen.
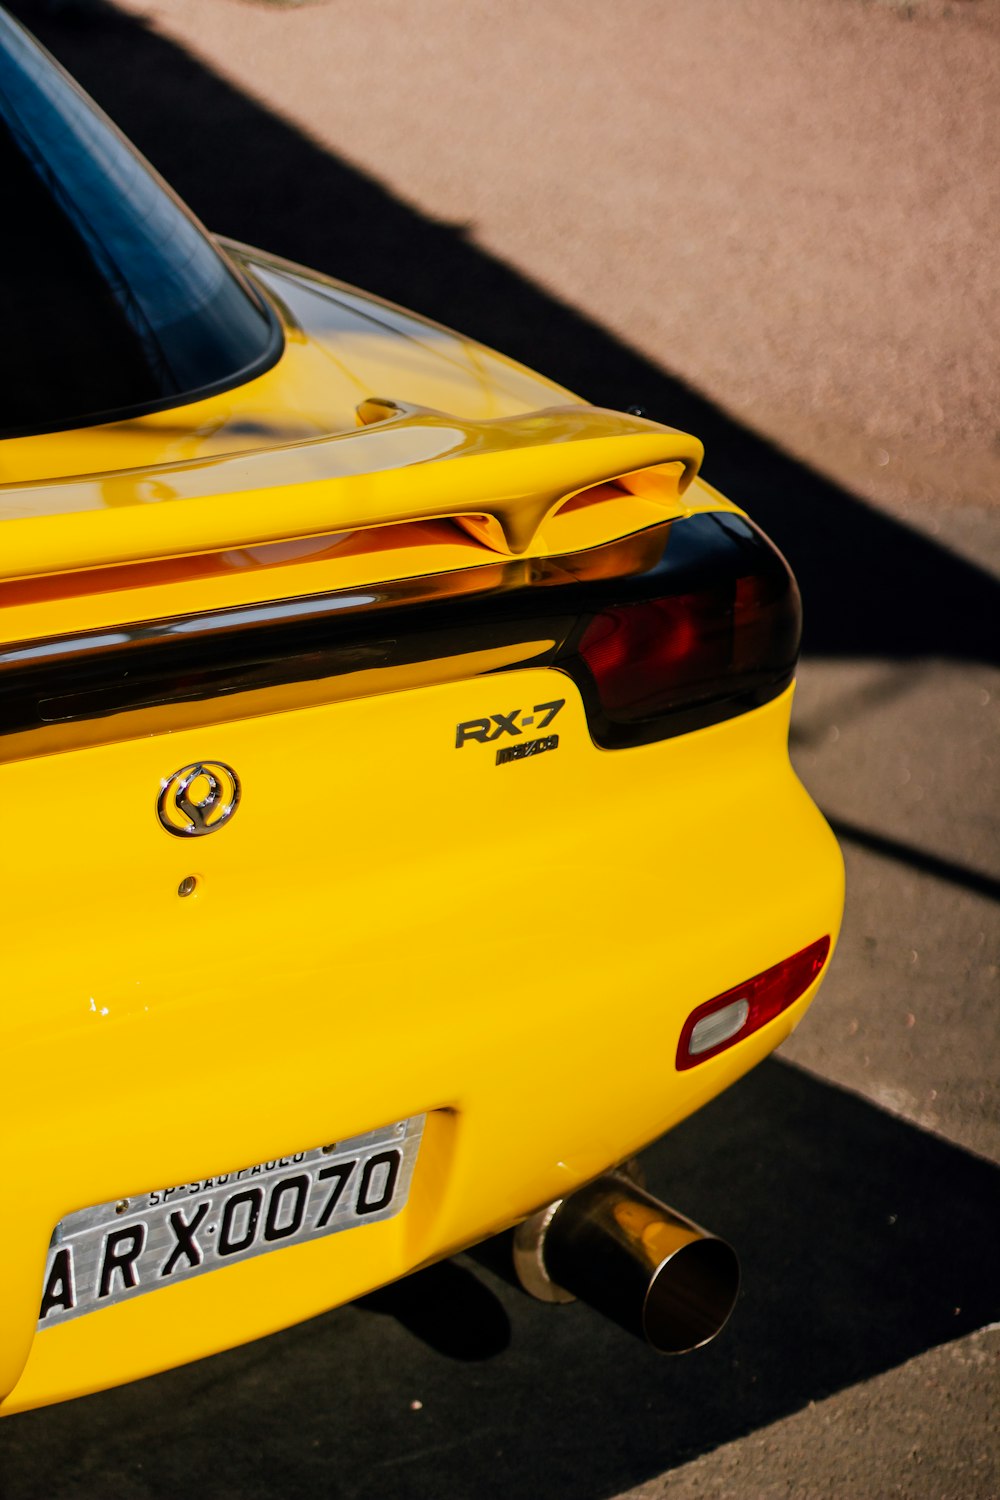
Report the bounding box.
[2,0,997,1495]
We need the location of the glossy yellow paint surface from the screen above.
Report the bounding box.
[0,249,842,1414]
[0,676,842,1413]
[0,246,581,488]
[0,402,705,578]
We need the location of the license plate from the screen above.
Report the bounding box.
[38,1116,424,1328]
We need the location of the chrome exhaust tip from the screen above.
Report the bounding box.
[513,1173,740,1354]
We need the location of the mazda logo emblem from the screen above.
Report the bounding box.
[157,762,241,837]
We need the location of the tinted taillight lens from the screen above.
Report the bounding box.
[572,514,800,746]
[676,937,831,1070]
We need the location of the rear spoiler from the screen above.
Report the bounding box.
[0,401,702,581]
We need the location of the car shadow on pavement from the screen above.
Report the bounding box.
[3,1059,998,1500]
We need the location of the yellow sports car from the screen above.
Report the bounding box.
[0,9,843,1414]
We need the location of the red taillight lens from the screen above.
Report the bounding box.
[572,516,801,746]
[579,591,727,719]
[676,937,831,1070]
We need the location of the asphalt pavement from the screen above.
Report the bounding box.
[1,1,997,1496]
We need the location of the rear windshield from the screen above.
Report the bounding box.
[0,14,282,440]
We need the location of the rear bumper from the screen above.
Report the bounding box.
[0,678,843,1411]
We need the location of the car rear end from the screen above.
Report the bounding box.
[0,6,842,1413]
[0,460,842,1412]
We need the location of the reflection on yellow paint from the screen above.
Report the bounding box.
[0,641,557,765]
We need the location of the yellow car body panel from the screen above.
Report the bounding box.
[0,262,843,1413]
[1,674,842,1413]
[0,261,844,1411]
[0,14,843,1416]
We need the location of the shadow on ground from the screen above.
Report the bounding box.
[11,0,999,676]
[3,1060,998,1500]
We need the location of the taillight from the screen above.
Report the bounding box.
[572,514,801,747]
[579,592,728,718]
[676,937,831,1070]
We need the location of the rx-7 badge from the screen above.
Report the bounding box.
[455,700,565,765]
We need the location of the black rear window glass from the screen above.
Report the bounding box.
[0,14,282,439]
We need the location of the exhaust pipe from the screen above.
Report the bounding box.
[513,1174,740,1353]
